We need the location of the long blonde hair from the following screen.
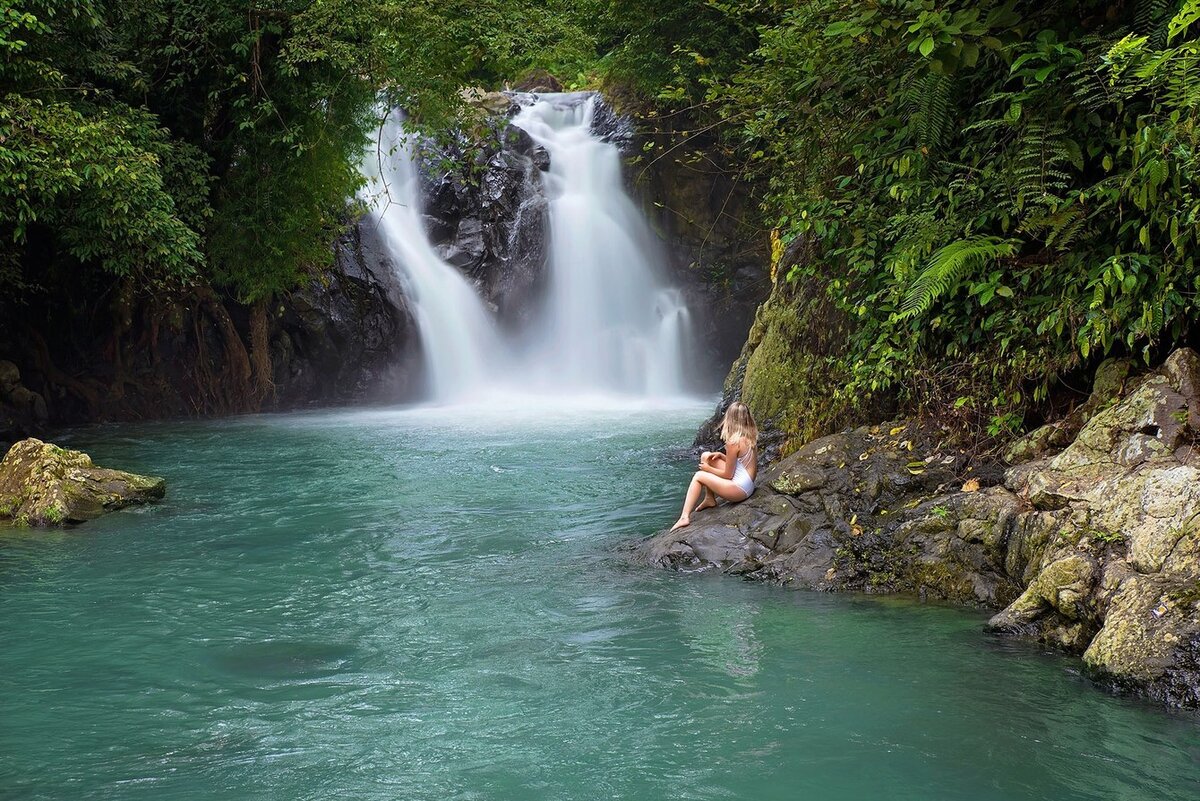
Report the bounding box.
[720,401,758,452]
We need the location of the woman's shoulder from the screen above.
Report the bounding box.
[726,433,753,453]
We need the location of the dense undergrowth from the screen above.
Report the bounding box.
[0,0,593,301]
[605,0,1200,443]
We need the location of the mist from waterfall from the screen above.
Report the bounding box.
[362,94,694,405]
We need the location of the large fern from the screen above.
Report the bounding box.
[897,236,1018,320]
[1136,0,1175,49]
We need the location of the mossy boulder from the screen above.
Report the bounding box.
[0,438,165,526]
[696,266,865,457]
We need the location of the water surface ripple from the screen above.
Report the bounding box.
[2,403,1198,800]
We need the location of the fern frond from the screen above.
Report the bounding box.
[897,236,1018,319]
[1020,205,1089,250]
[901,70,955,155]
[1136,0,1173,49]
[1013,121,1080,210]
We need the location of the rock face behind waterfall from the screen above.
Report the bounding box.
[0,438,165,526]
[0,222,416,436]
[417,119,550,325]
[638,349,1200,709]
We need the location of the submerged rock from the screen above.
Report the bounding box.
[639,349,1200,709]
[0,438,165,526]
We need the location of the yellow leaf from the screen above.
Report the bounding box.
[961,478,981,493]
[889,425,905,436]
[859,452,870,461]
[849,513,858,525]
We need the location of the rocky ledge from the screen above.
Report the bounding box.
[638,349,1200,709]
[0,438,165,526]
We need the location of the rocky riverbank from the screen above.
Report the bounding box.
[639,349,1200,709]
[0,220,415,452]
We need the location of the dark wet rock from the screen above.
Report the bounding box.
[0,360,48,451]
[0,438,165,526]
[415,116,550,326]
[639,349,1200,709]
[513,69,562,93]
[588,99,635,151]
[272,221,418,407]
[633,112,768,390]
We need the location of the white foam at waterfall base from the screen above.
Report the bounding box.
[361,95,696,407]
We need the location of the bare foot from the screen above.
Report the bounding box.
[670,516,690,531]
[693,497,718,513]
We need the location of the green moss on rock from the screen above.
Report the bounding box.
[0,438,166,527]
[739,285,856,448]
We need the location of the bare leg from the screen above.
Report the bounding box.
[671,471,749,531]
[693,452,726,513]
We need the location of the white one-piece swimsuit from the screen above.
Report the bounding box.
[731,449,756,498]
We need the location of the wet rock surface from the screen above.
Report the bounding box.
[416,113,550,326]
[639,350,1200,709]
[272,223,417,407]
[0,438,165,526]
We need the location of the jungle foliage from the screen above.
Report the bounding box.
[7,0,1200,439]
[618,0,1200,437]
[0,0,594,301]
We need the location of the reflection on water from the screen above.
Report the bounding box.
[1,403,1198,801]
[678,586,763,680]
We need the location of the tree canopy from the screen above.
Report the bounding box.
[0,0,596,300]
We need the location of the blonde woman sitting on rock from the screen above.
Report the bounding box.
[671,402,758,531]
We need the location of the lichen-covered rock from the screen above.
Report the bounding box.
[640,421,1003,600]
[639,347,1200,709]
[0,438,165,526]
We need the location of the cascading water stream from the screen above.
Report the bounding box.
[512,93,693,397]
[362,94,694,403]
[359,112,504,401]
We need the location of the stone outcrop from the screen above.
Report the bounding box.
[638,349,1200,709]
[271,222,417,407]
[0,360,49,451]
[417,113,550,326]
[0,220,416,428]
[0,438,165,526]
[634,110,767,391]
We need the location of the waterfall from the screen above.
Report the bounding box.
[512,93,693,397]
[359,112,504,401]
[361,93,694,404]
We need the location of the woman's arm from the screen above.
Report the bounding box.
[698,441,741,479]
